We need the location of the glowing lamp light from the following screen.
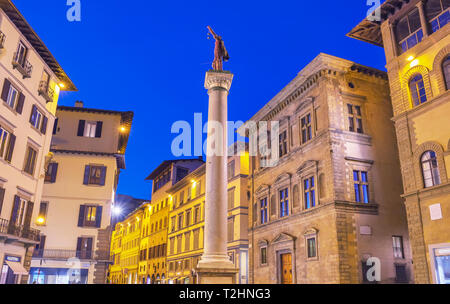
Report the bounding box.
[58,83,65,88]
[120,126,126,133]
[410,59,419,68]
[112,206,122,216]
[36,217,45,225]
[407,55,415,62]
[191,180,197,186]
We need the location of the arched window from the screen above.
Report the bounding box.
[443,55,450,90]
[409,74,427,106]
[421,151,441,188]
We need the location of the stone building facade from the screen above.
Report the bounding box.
[0,0,75,284]
[245,53,412,284]
[349,0,450,284]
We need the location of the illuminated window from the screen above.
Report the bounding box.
[279,188,289,218]
[396,8,423,53]
[304,176,316,209]
[426,0,450,33]
[6,84,18,108]
[84,121,97,138]
[354,170,369,203]
[260,246,267,265]
[347,104,363,133]
[392,236,405,259]
[260,198,268,224]
[409,74,427,106]
[421,151,441,188]
[301,113,312,144]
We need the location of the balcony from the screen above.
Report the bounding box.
[38,81,54,103]
[32,249,111,262]
[0,218,40,243]
[12,51,33,79]
[0,30,5,49]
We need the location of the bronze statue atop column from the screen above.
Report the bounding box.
[207,26,229,71]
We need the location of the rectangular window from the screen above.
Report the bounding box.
[426,0,450,33]
[176,167,189,183]
[227,218,234,242]
[396,8,424,53]
[184,232,190,251]
[84,121,97,138]
[260,247,267,265]
[307,236,317,258]
[169,238,175,255]
[227,160,235,180]
[194,206,200,223]
[187,186,192,201]
[279,188,289,218]
[76,237,93,259]
[354,170,369,203]
[301,113,312,144]
[11,196,29,226]
[177,213,183,230]
[45,162,58,183]
[30,107,43,130]
[15,41,28,66]
[84,206,97,227]
[78,205,102,228]
[227,188,235,210]
[304,176,316,209]
[177,235,182,254]
[0,126,12,161]
[171,216,176,232]
[179,191,184,205]
[6,84,18,108]
[23,146,37,175]
[260,198,268,224]
[185,209,191,227]
[347,104,363,133]
[87,165,105,185]
[193,229,200,250]
[393,236,405,259]
[279,130,288,157]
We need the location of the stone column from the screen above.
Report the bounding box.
[416,1,429,38]
[196,70,237,284]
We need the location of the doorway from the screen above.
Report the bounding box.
[280,253,292,284]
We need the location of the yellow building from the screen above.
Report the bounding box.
[166,147,249,284]
[349,0,450,283]
[109,222,124,284]
[0,0,75,284]
[116,206,143,284]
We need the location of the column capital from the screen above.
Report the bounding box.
[205,70,234,91]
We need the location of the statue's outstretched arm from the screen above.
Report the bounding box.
[207,26,218,39]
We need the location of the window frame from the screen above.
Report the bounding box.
[421,150,442,188]
[23,145,38,176]
[260,197,268,225]
[6,83,18,109]
[279,188,289,218]
[303,176,316,210]
[353,170,370,204]
[409,74,428,107]
[260,246,268,266]
[83,121,97,138]
[392,235,405,259]
[301,113,312,144]
[347,104,364,134]
[305,234,318,260]
[0,126,11,160]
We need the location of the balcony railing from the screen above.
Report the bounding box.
[32,249,111,262]
[0,30,5,49]
[12,51,33,79]
[38,81,54,103]
[0,218,40,242]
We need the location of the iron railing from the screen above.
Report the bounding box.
[33,249,111,261]
[0,218,40,242]
[0,30,5,49]
[38,80,54,102]
[12,51,33,78]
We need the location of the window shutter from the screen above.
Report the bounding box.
[23,201,34,228]
[50,163,58,183]
[86,238,93,259]
[1,78,10,102]
[76,238,82,258]
[15,92,25,114]
[83,165,90,185]
[5,134,16,163]
[52,118,58,135]
[77,120,85,137]
[95,121,103,138]
[95,206,103,228]
[10,195,21,224]
[78,205,86,227]
[100,166,107,186]
[29,105,37,124]
[0,187,5,215]
[40,116,48,134]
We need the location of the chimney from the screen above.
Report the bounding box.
[74,101,84,108]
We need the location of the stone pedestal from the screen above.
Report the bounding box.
[197,70,238,284]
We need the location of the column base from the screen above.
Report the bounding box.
[196,255,238,284]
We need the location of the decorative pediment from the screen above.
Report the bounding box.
[272,232,296,244]
[297,160,318,175]
[255,184,270,196]
[258,239,269,247]
[303,227,319,236]
[274,173,291,185]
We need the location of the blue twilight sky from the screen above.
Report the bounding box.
[13,0,387,200]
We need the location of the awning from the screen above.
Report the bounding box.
[5,261,28,275]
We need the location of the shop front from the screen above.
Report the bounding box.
[0,255,28,284]
[430,244,450,284]
[28,267,88,284]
